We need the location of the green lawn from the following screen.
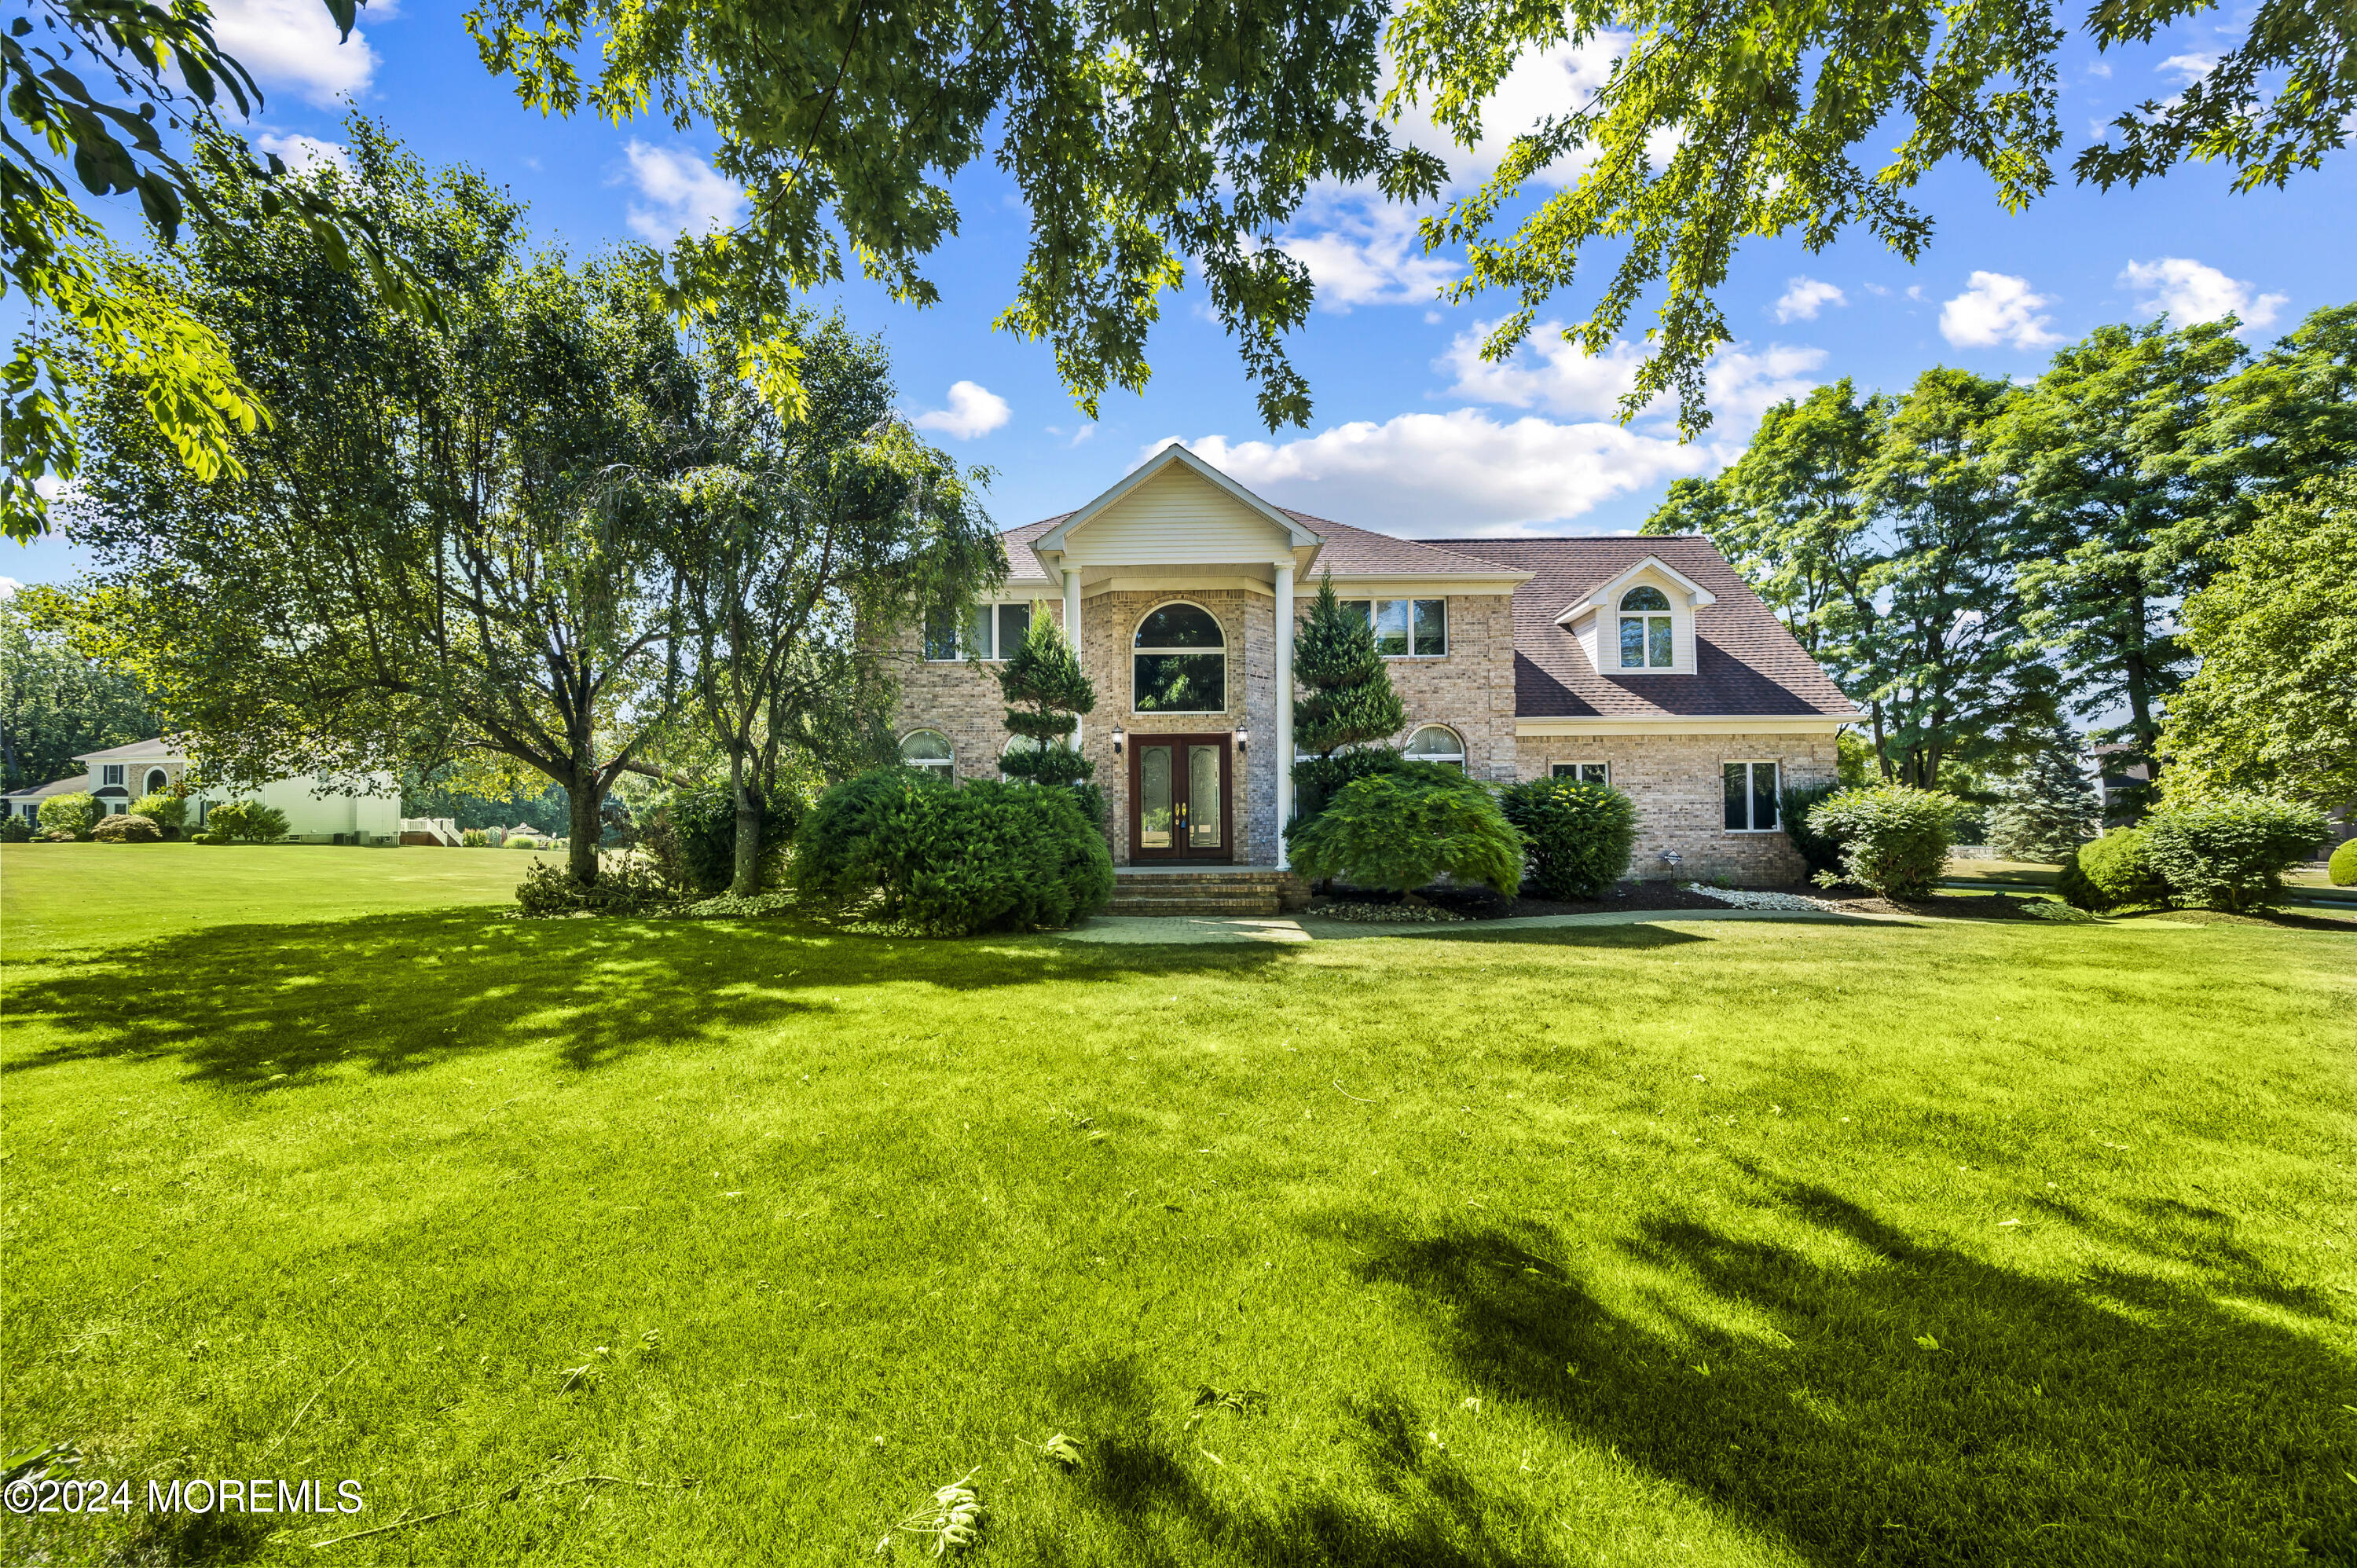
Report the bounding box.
[3,848,2352,1566]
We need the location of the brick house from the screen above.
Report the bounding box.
[889,445,1857,885]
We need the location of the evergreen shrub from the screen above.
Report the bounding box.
[0,816,31,843]
[1288,772,1522,898]
[2058,829,2171,912]
[2142,793,2328,913]
[1987,727,2100,862]
[91,813,163,843]
[794,770,1113,936]
[1289,748,1467,825]
[1497,777,1638,899]
[206,800,291,842]
[1806,784,1965,900]
[514,857,674,918]
[37,792,100,838]
[2331,837,2357,887]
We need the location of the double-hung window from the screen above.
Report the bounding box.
[1723,761,1780,831]
[924,601,1033,661]
[1340,598,1447,657]
[102,764,124,786]
[1551,761,1610,786]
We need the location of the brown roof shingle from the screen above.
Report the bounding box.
[1432,535,1858,720]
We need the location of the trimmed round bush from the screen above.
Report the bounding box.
[205,800,291,843]
[794,770,1114,936]
[1288,771,1523,898]
[1805,784,1966,900]
[2059,828,2171,912]
[2330,837,2357,887]
[130,792,188,829]
[1497,776,1637,899]
[37,791,101,839]
[2142,793,2329,913]
[90,812,163,843]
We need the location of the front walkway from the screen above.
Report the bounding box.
[1054,906,1915,945]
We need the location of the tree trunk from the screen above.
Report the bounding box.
[567,774,603,885]
[730,753,764,897]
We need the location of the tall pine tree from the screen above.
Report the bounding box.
[1292,573,1406,757]
[997,611,1095,789]
[1985,725,2101,862]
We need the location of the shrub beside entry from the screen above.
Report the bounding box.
[794,769,1113,936]
[2059,829,2171,912]
[2141,793,2326,913]
[1288,772,1522,899]
[1497,777,1637,899]
[1805,784,1965,900]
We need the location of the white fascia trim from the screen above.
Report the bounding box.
[1516,715,1853,737]
[1032,445,1323,559]
[1083,574,1277,599]
[1554,555,1718,626]
[1319,573,1530,598]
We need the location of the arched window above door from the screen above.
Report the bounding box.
[1133,603,1226,713]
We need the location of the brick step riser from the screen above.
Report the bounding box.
[1113,874,1295,887]
[1105,901,1281,916]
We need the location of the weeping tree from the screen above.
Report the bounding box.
[998,611,1097,799]
[659,313,1003,896]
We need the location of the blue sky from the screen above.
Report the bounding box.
[9,0,2350,591]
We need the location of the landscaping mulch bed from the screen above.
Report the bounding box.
[1813,888,2066,921]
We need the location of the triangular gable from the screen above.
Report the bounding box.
[1032,445,1322,560]
[1553,554,1717,626]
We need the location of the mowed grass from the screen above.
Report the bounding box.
[2,848,2352,1566]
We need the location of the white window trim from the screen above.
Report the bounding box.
[1131,600,1228,716]
[923,600,1034,663]
[1722,759,1783,833]
[1403,724,1468,770]
[899,728,957,775]
[1340,596,1450,658]
[1549,759,1611,785]
[1616,588,1675,672]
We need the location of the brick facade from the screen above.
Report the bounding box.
[1514,732,1840,884]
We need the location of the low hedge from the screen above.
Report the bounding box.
[1288,771,1523,898]
[794,770,1113,936]
[2141,793,2327,913]
[1496,776,1637,899]
[2059,829,2171,912]
[1805,784,1966,900]
[206,800,291,843]
[2332,837,2357,888]
[36,791,100,838]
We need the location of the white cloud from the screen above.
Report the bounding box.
[1384,37,1632,191]
[913,382,1010,441]
[2120,257,2286,331]
[208,0,382,107]
[255,130,350,178]
[1278,197,1458,310]
[1437,319,1822,425]
[2157,53,2216,87]
[618,142,745,244]
[1939,272,2062,350]
[2086,62,2113,79]
[0,577,20,600]
[1773,277,1846,323]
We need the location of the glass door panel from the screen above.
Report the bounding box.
[1139,746,1174,849]
[1187,745,1222,850]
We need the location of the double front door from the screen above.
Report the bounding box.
[1130,733,1232,862]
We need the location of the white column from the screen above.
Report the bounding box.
[1274,562,1295,870]
[1062,567,1081,655]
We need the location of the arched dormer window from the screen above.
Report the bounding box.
[1133,603,1226,713]
[1618,585,1673,669]
[1403,724,1467,772]
[899,730,955,777]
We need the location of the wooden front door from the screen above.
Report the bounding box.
[1128,733,1233,863]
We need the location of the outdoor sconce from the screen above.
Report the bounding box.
[1234,727,1250,753]
[1112,725,1125,755]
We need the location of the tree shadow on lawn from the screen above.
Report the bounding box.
[1,910,1288,1089]
[1321,1178,2355,1566]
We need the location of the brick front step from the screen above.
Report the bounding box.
[1105,897,1281,916]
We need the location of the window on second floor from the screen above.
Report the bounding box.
[1340,598,1447,657]
[1618,586,1673,669]
[102,764,124,786]
[924,601,1033,661]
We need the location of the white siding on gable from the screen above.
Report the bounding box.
[1060,463,1295,566]
[1571,566,1701,676]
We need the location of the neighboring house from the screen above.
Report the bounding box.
[1,738,401,844]
[2084,743,2152,826]
[891,445,1858,884]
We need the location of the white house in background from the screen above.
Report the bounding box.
[1,738,401,844]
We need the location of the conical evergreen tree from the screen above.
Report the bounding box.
[998,610,1095,789]
[1986,724,2100,862]
[1293,573,1406,757]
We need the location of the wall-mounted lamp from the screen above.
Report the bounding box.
[1112,725,1125,756]
[1234,727,1250,754]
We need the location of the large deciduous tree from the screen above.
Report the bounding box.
[0,599,156,790]
[33,125,699,884]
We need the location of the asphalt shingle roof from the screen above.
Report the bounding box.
[1431,535,1859,720]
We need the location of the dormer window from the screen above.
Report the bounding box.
[1618,587,1673,669]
